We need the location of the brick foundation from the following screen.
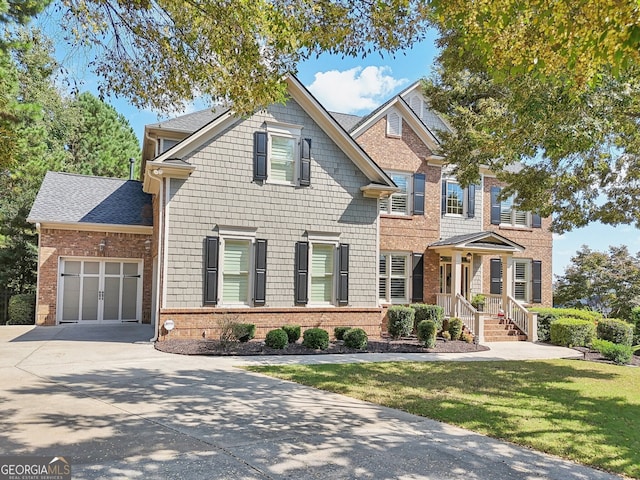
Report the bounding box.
[157,307,384,341]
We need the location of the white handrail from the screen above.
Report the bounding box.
[506,295,529,335]
[436,293,452,317]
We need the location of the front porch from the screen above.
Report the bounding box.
[430,231,538,343]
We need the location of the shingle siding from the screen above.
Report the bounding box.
[164,99,378,308]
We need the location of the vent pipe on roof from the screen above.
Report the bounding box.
[129,158,135,180]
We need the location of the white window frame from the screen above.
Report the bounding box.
[444,180,465,216]
[386,109,402,137]
[158,138,180,155]
[265,122,302,186]
[500,195,530,227]
[379,171,412,216]
[306,232,340,306]
[513,259,531,303]
[217,227,257,307]
[379,251,410,304]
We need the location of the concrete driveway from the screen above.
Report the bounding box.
[0,325,622,480]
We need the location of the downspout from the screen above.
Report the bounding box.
[147,165,164,342]
[34,223,41,326]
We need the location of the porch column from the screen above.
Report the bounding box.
[451,251,462,317]
[501,254,513,312]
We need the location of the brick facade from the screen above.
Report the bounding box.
[36,228,153,325]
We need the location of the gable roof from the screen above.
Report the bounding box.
[28,172,153,230]
[329,111,362,132]
[397,82,452,137]
[144,75,397,195]
[429,231,525,253]
[146,107,226,133]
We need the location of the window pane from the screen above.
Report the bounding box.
[223,240,250,303]
[514,282,527,301]
[84,262,99,275]
[515,262,527,280]
[379,197,389,214]
[271,136,295,182]
[446,183,464,215]
[515,210,528,226]
[390,255,406,276]
[311,244,334,303]
[123,263,138,276]
[391,194,408,214]
[379,278,387,299]
[64,261,81,275]
[82,277,99,321]
[379,255,387,275]
[500,196,513,224]
[390,278,406,299]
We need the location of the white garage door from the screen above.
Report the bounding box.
[59,258,142,323]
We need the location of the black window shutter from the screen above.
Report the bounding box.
[467,184,476,218]
[254,239,267,306]
[412,173,425,215]
[338,243,349,305]
[253,131,267,181]
[532,260,542,303]
[204,237,219,305]
[490,258,502,295]
[412,253,424,303]
[441,180,447,216]
[532,213,542,228]
[490,186,501,225]
[300,138,311,186]
[294,242,309,305]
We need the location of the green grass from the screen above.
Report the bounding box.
[246,360,640,478]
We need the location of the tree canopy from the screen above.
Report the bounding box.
[554,245,640,320]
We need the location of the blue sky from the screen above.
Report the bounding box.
[36,18,637,280]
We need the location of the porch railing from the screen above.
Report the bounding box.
[506,295,538,341]
[456,294,479,337]
[436,293,452,317]
[485,294,502,315]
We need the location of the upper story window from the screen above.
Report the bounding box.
[253,123,311,186]
[490,186,541,228]
[158,138,180,154]
[445,181,464,215]
[380,172,411,215]
[386,110,402,137]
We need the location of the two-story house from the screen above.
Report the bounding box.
[29,76,551,342]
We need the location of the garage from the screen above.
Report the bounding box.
[59,258,143,323]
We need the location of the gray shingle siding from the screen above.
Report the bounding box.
[440,168,483,239]
[164,99,378,308]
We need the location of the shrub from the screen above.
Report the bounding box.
[441,331,451,341]
[448,317,463,341]
[343,328,368,350]
[7,293,35,325]
[387,306,415,338]
[232,323,256,343]
[592,339,633,365]
[264,329,288,349]
[416,320,437,348]
[281,324,301,344]
[462,332,474,343]
[530,307,602,342]
[597,318,633,346]
[302,328,329,350]
[629,307,640,345]
[550,319,595,347]
[410,304,444,331]
[334,326,352,341]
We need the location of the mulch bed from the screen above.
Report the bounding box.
[155,337,490,356]
[572,346,640,366]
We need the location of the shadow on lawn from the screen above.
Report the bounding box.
[262,360,638,479]
[0,361,625,480]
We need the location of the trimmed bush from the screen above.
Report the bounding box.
[264,329,288,349]
[550,319,595,347]
[343,328,368,350]
[334,326,352,341]
[417,320,437,348]
[592,339,633,365]
[281,324,301,344]
[530,307,602,342]
[302,328,329,350]
[410,304,444,331]
[597,318,633,346]
[448,317,463,341]
[462,332,474,343]
[387,306,415,339]
[7,293,35,325]
[232,323,256,343]
[441,331,451,341]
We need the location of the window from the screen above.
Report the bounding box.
[222,239,251,305]
[445,181,464,215]
[380,172,411,215]
[386,110,402,136]
[254,123,311,186]
[379,253,409,303]
[158,138,180,154]
[310,244,335,304]
[500,195,528,227]
[513,260,530,302]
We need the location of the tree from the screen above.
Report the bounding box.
[67,92,141,178]
[554,245,640,320]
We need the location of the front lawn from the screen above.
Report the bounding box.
[246,360,640,478]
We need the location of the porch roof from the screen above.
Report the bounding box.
[429,231,525,254]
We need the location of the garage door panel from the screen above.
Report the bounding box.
[62,276,80,321]
[103,276,121,321]
[82,276,99,321]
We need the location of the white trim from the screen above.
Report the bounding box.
[306,231,341,243]
[266,129,299,186]
[30,221,152,235]
[379,171,412,216]
[386,109,402,137]
[217,235,255,307]
[378,251,411,304]
[217,225,258,238]
[307,241,338,307]
[162,177,169,309]
[265,121,303,135]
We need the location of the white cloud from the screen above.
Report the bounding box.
[307,66,409,114]
[552,233,565,241]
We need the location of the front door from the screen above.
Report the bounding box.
[59,258,142,323]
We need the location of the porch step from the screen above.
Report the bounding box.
[482,317,528,342]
